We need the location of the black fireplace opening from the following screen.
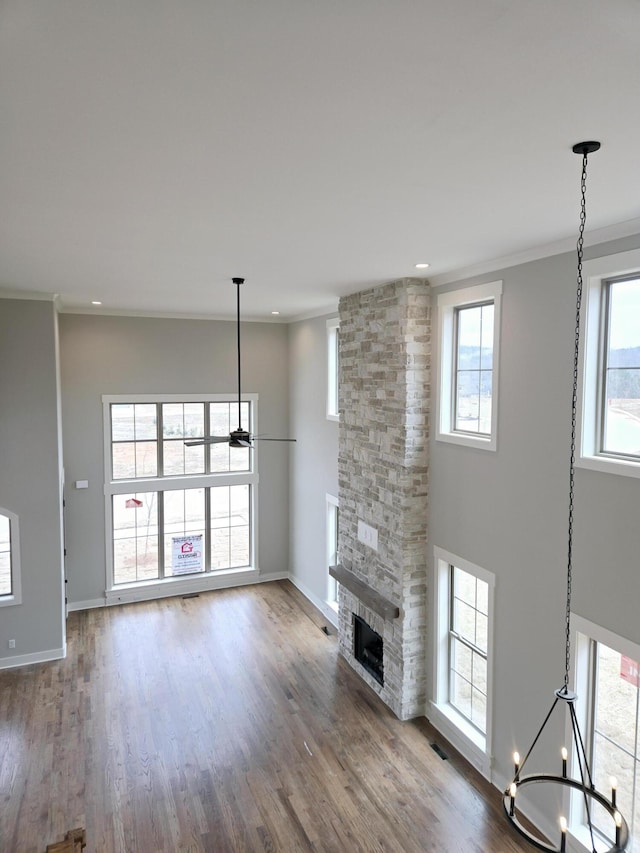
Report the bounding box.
[353,614,384,686]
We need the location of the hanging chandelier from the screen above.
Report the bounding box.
[502,142,630,853]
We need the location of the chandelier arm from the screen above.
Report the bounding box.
[512,698,560,781]
[569,704,597,852]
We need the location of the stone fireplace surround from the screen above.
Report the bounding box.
[336,279,430,721]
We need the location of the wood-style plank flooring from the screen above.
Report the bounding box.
[0,580,531,852]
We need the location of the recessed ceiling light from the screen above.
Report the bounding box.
[415,263,430,269]
[91,301,103,305]
[271,311,280,315]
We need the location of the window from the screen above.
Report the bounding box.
[437,280,502,450]
[326,494,339,609]
[572,615,640,852]
[432,546,495,777]
[327,318,340,420]
[578,249,640,478]
[103,395,257,593]
[0,508,21,607]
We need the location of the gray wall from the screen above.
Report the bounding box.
[59,313,290,605]
[428,234,640,799]
[0,299,65,663]
[288,314,339,618]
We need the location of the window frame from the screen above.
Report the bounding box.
[103,394,259,598]
[570,614,640,852]
[577,248,640,478]
[0,507,21,607]
[431,546,495,778]
[436,280,502,451]
[327,317,340,421]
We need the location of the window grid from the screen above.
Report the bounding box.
[106,397,255,588]
[448,565,488,735]
[453,301,494,437]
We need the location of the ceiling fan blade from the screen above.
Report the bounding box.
[184,436,229,446]
[252,437,297,442]
[236,439,252,447]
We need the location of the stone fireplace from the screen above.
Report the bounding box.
[336,278,430,721]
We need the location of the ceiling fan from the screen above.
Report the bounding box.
[185,277,296,449]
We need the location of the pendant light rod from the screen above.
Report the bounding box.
[232,277,245,430]
[562,141,600,695]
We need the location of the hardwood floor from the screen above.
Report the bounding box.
[0,580,531,852]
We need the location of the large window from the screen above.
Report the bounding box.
[0,508,21,607]
[578,249,640,478]
[437,280,502,450]
[432,546,495,777]
[572,616,640,852]
[104,395,257,593]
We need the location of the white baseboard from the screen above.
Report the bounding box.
[66,569,290,610]
[0,645,66,670]
[67,598,106,612]
[289,574,339,628]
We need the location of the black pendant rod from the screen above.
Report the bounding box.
[562,142,600,693]
[232,277,245,430]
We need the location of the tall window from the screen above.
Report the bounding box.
[104,395,256,590]
[326,494,339,608]
[578,249,640,478]
[327,318,340,420]
[572,616,640,851]
[432,546,495,777]
[437,280,502,451]
[0,509,21,606]
[448,564,489,733]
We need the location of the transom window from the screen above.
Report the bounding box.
[577,249,640,478]
[454,301,494,435]
[327,318,340,420]
[104,395,257,591]
[437,280,502,451]
[601,275,640,460]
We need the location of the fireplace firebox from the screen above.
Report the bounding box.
[353,614,384,686]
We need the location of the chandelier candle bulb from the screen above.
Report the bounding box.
[509,783,517,817]
[560,817,567,853]
[610,776,617,808]
[615,810,622,846]
[561,746,568,778]
[513,751,520,778]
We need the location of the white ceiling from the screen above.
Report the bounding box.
[1,0,640,320]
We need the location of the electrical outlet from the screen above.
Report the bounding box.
[8,639,15,649]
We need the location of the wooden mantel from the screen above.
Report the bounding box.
[329,564,400,620]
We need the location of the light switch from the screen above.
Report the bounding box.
[75,480,89,489]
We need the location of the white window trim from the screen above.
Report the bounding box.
[430,545,495,780]
[568,613,640,853]
[327,317,340,421]
[436,280,502,451]
[326,493,339,611]
[0,507,21,607]
[577,248,640,479]
[102,393,259,596]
